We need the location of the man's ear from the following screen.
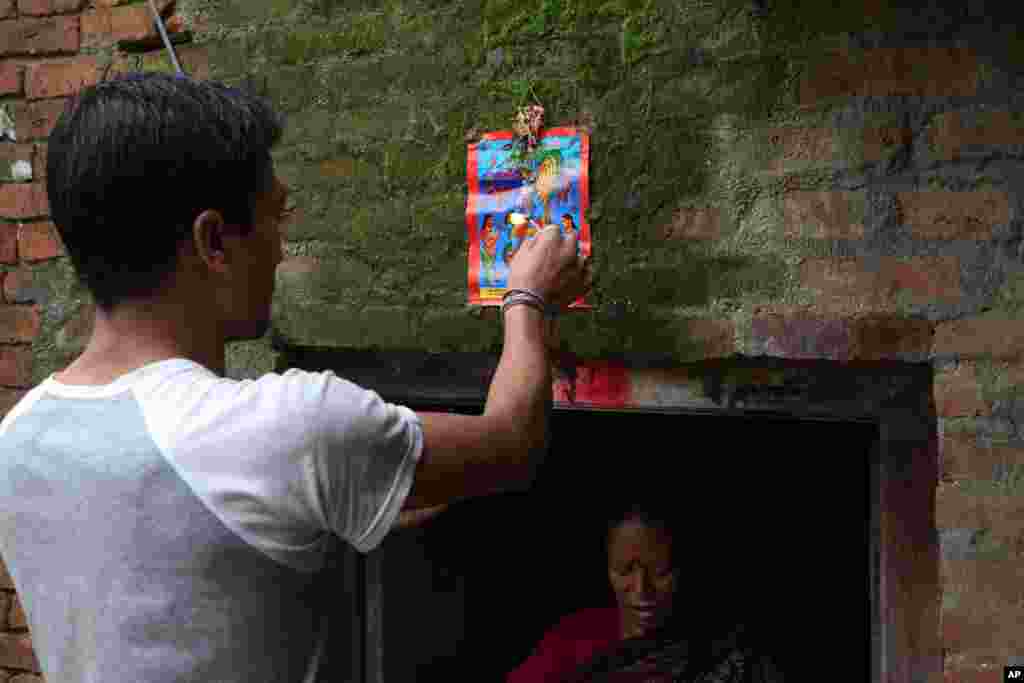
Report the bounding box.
[191,209,230,274]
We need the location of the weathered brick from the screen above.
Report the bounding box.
[3,267,34,305]
[141,44,210,80]
[0,306,39,342]
[0,632,40,671]
[850,314,935,360]
[930,110,1024,161]
[764,127,837,174]
[934,318,1024,360]
[9,672,46,683]
[677,318,735,359]
[660,207,721,240]
[884,256,963,302]
[897,191,1009,240]
[750,314,852,360]
[801,47,979,106]
[0,183,48,220]
[935,363,987,418]
[0,143,34,183]
[0,345,32,387]
[17,0,86,14]
[81,4,158,47]
[26,57,100,100]
[863,124,913,162]
[800,256,962,305]
[0,62,23,96]
[0,380,25,410]
[782,191,864,239]
[8,593,27,629]
[628,367,708,409]
[12,97,68,141]
[0,16,80,57]
[941,431,1024,482]
[17,221,62,261]
[0,223,16,264]
[32,142,46,180]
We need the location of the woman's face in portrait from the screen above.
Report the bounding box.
[607,519,677,639]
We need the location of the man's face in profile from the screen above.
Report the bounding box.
[222,171,287,342]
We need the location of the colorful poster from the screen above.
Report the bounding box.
[466,127,590,307]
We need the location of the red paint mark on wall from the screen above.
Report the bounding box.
[553,359,630,407]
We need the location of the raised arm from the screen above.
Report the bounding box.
[402,227,589,509]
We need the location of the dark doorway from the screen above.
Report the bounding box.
[375,408,878,682]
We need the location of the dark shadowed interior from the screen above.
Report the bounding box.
[376,409,878,681]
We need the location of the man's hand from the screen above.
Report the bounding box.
[507,226,591,309]
[394,504,449,530]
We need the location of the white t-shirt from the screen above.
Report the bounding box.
[0,358,423,683]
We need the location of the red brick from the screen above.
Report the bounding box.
[0,344,32,386]
[0,223,15,264]
[782,191,864,239]
[800,256,961,305]
[0,632,40,671]
[934,317,1024,360]
[897,191,1009,240]
[849,314,934,360]
[660,207,721,240]
[0,306,39,342]
[0,183,48,220]
[941,430,1024,482]
[0,560,13,590]
[18,221,62,261]
[13,97,69,141]
[934,363,987,418]
[764,126,837,174]
[9,593,27,629]
[0,0,15,18]
[0,16,80,57]
[801,47,979,106]
[863,124,913,162]
[81,4,158,48]
[26,57,100,100]
[17,0,87,14]
[930,110,1024,161]
[0,62,23,96]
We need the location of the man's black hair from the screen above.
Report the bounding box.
[46,72,285,310]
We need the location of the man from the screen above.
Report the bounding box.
[0,72,589,682]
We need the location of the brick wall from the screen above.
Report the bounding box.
[1,0,1023,681]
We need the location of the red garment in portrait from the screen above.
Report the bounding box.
[507,607,621,683]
